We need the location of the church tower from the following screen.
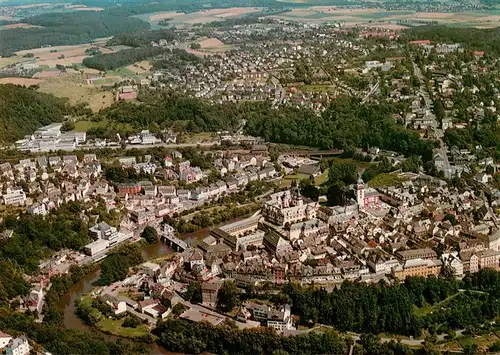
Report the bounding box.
[356,179,365,210]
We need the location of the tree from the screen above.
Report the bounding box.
[462,343,478,355]
[184,281,202,303]
[99,254,129,285]
[326,182,346,206]
[444,213,457,226]
[299,178,319,201]
[141,226,159,244]
[217,280,240,312]
[328,162,357,185]
[122,316,141,328]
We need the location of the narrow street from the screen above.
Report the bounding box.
[412,60,452,178]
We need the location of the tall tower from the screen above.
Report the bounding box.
[356,179,365,210]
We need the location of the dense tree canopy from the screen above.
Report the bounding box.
[0,309,145,354]
[107,29,178,47]
[0,11,150,56]
[82,47,165,71]
[245,97,434,158]
[99,244,143,285]
[0,84,88,143]
[141,226,159,244]
[155,318,347,355]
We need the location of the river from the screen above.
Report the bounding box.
[56,242,174,354]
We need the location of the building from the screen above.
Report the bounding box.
[356,179,380,210]
[0,332,12,349]
[140,262,161,277]
[243,302,294,331]
[298,164,321,178]
[261,190,318,226]
[201,281,221,308]
[393,258,442,280]
[396,248,438,261]
[116,183,141,194]
[27,203,47,216]
[83,239,109,256]
[3,188,26,206]
[478,249,500,270]
[5,336,30,355]
[101,294,127,315]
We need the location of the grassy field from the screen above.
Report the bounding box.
[299,84,336,93]
[0,57,20,68]
[368,173,406,188]
[315,169,329,186]
[92,77,120,85]
[98,318,150,338]
[37,74,114,112]
[281,172,309,188]
[105,67,135,77]
[184,132,215,143]
[413,293,460,317]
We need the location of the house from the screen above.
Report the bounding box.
[243,302,294,331]
[201,281,221,308]
[140,262,161,277]
[101,294,127,315]
[5,336,30,355]
[298,164,321,178]
[0,332,12,349]
[137,298,160,313]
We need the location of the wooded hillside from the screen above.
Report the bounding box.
[0,84,78,143]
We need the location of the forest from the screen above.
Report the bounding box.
[0,202,92,305]
[94,91,433,161]
[154,318,415,355]
[0,84,90,143]
[244,96,434,158]
[284,269,500,337]
[96,90,243,133]
[98,244,143,285]
[82,47,165,71]
[404,26,500,56]
[0,11,149,56]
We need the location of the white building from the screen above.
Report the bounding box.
[27,203,47,216]
[0,332,12,349]
[84,239,109,256]
[5,336,30,355]
[261,190,318,226]
[3,188,26,206]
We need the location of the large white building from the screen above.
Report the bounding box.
[15,123,86,153]
[3,188,26,206]
[261,190,318,226]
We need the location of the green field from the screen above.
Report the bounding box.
[98,318,150,338]
[93,78,120,85]
[105,67,135,77]
[368,173,406,188]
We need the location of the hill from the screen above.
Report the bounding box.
[0,11,150,56]
[0,84,84,143]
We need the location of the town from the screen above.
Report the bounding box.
[0,1,500,354]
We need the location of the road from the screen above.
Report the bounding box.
[80,141,220,150]
[412,60,452,179]
[299,324,465,347]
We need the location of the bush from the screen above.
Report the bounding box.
[122,316,141,328]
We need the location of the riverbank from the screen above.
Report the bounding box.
[56,241,174,354]
[76,294,154,341]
